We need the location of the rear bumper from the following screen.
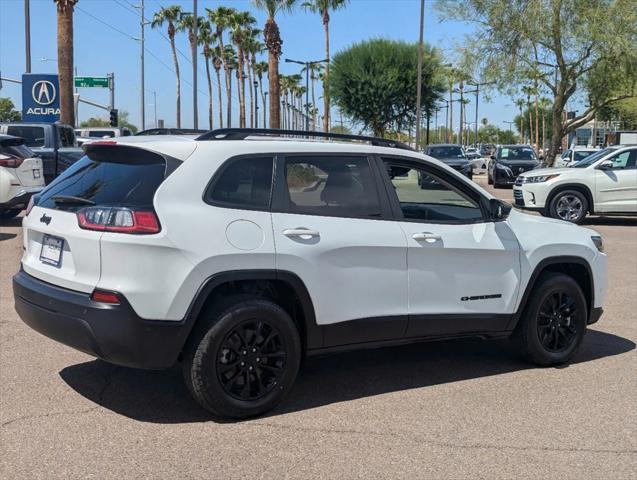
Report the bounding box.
[12,270,190,369]
[0,187,41,210]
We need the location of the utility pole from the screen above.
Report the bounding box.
[138,0,146,130]
[474,83,479,147]
[24,0,31,73]
[192,0,198,129]
[254,81,259,128]
[414,0,425,148]
[108,72,115,109]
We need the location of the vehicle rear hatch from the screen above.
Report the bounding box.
[0,136,43,187]
[21,142,183,293]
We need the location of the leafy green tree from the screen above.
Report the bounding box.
[330,39,445,136]
[330,124,351,135]
[0,98,21,122]
[79,111,138,133]
[437,0,637,164]
[597,96,637,130]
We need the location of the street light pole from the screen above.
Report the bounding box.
[192,0,198,129]
[139,0,146,130]
[254,81,259,128]
[415,0,425,148]
[24,0,31,73]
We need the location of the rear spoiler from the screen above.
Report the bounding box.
[0,136,25,147]
[83,141,182,175]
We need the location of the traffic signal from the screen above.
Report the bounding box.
[109,108,118,127]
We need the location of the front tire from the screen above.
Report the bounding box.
[549,189,588,224]
[513,272,587,366]
[182,296,301,419]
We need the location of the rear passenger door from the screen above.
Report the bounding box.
[271,154,408,345]
[594,148,637,213]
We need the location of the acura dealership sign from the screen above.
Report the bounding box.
[22,74,61,122]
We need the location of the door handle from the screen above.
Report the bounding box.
[282,228,320,239]
[412,232,441,243]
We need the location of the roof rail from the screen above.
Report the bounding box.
[196,128,414,151]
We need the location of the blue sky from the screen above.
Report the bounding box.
[0,0,519,131]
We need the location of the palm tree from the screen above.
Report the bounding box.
[244,32,263,128]
[177,13,206,127]
[223,45,238,122]
[211,43,225,128]
[253,0,297,129]
[254,61,269,127]
[303,62,323,129]
[515,97,526,143]
[229,11,257,128]
[278,74,290,129]
[302,0,348,132]
[152,5,183,128]
[207,6,236,127]
[54,0,77,126]
[199,21,215,129]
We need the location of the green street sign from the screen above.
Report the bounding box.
[74,76,109,88]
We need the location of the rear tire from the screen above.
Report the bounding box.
[182,296,301,419]
[0,209,21,221]
[512,272,587,366]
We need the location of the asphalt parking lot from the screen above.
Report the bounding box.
[1,175,635,479]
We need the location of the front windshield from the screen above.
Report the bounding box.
[570,148,613,168]
[428,146,465,158]
[499,146,537,161]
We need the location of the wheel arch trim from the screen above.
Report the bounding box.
[508,255,594,330]
[183,269,321,350]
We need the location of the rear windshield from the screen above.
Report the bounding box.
[0,142,33,159]
[573,151,595,162]
[6,126,45,148]
[427,146,465,158]
[37,155,166,212]
[571,148,613,168]
[88,130,116,138]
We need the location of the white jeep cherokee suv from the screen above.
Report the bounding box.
[13,129,608,419]
[514,145,637,223]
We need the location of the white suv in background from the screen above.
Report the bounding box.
[0,135,44,220]
[514,145,637,223]
[13,129,607,419]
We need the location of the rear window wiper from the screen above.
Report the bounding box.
[50,195,96,205]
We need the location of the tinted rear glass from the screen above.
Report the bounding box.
[573,151,595,162]
[6,126,45,148]
[87,130,115,138]
[427,146,465,158]
[206,156,274,209]
[0,143,33,159]
[37,156,166,211]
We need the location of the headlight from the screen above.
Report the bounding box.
[591,235,604,253]
[518,174,560,184]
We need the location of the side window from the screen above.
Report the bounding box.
[206,156,274,209]
[58,127,76,147]
[608,150,636,170]
[383,161,484,222]
[283,156,381,218]
[6,126,45,148]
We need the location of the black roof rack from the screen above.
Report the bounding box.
[196,128,414,151]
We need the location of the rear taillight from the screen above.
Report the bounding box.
[25,196,35,216]
[77,206,160,234]
[91,289,120,304]
[0,153,24,168]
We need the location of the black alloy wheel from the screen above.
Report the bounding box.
[536,290,578,353]
[217,319,287,401]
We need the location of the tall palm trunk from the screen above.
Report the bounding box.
[214,63,223,128]
[448,86,453,143]
[217,34,232,127]
[259,74,266,127]
[310,74,316,129]
[322,9,330,132]
[264,17,281,129]
[246,54,254,128]
[169,27,181,128]
[534,91,539,149]
[56,0,76,126]
[204,47,213,129]
[237,46,246,128]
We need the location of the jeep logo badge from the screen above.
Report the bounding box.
[40,213,52,225]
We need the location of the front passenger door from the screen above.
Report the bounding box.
[594,149,637,213]
[381,159,521,337]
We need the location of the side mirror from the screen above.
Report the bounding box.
[598,160,613,170]
[489,198,512,220]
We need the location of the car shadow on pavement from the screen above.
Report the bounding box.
[0,233,17,241]
[59,329,634,424]
[0,217,23,228]
[580,217,637,227]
